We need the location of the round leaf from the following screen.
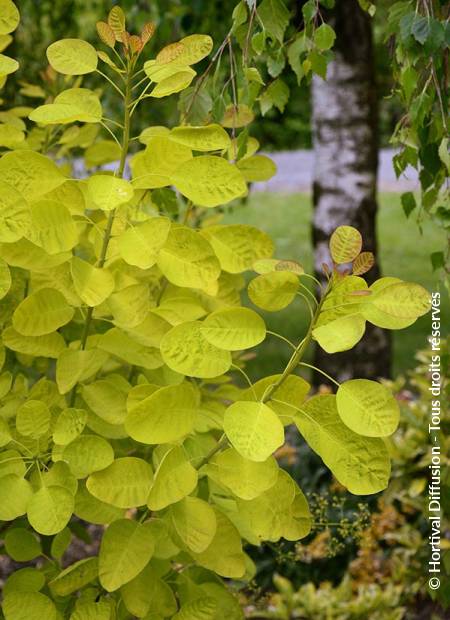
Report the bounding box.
[47,39,98,75]
[170,124,231,151]
[191,509,245,579]
[118,217,171,269]
[314,23,336,50]
[0,450,25,478]
[0,151,65,200]
[0,123,24,148]
[2,592,57,620]
[51,528,73,560]
[120,563,177,618]
[201,307,266,350]
[0,180,30,242]
[30,88,102,125]
[40,462,78,496]
[131,136,192,189]
[353,251,374,275]
[3,327,65,359]
[125,383,198,444]
[74,483,125,525]
[56,349,108,394]
[175,34,213,64]
[0,53,18,75]
[85,140,121,167]
[108,5,126,41]
[96,21,116,48]
[150,70,195,98]
[63,435,114,478]
[0,0,20,35]
[361,277,416,329]
[211,448,279,500]
[160,321,232,378]
[0,238,71,271]
[16,400,51,438]
[0,417,11,447]
[27,200,78,254]
[171,496,216,553]
[174,598,217,620]
[107,283,149,328]
[3,568,45,595]
[53,409,87,445]
[236,155,277,182]
[336,379,400,437]
[87,174,134,211]
[201,224,274,273]
[82,380,127,425]
[86,457,153,508]
[369,281,431,319]
[329,226,362,264]
[13,288,74,336]
[48,557,99,596]
[0,475,32,520]
[236,470,310,543]
[27,486,74,535]
[147,446,198,510]
[171,156,247,207]
[50,529,72,561]
[294,394,391,495]
[157,226,220,289]
[98,327,163,370]
[69,601,111,620]
[312,313,366,353]
[71,257,115,307]
[4,528,41,561]
[99,519,155,591]
[0,259,11,299]
[248,271,298,311]
[223,401,285,462]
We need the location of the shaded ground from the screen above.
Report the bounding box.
[253,148,418,193]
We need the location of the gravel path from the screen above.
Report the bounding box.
[75,148,417,193]
[253,148,418,193]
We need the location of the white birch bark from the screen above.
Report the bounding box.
[311,0,391,382]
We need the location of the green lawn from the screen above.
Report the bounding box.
[223,192,446,380]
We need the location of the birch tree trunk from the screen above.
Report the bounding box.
[311,0,391,383]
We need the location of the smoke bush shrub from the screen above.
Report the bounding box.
[0,4,430,619]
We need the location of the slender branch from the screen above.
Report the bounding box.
[129,82,153,117]
[181,200,194,225]
[182,30,231,122]
[132,67,146,80]
[298,281,319,306]
[100,121,121,147]
[296,291,314,320]
[95,69,125,97]
[261,284,329,403]
[298,362,340,387]
[227,37,239,151]
[111,46,127,70]
[243,3,256,66]
[132,75,149,91]
[103,117,124,129]
[266,330,296,351]
[300,272,323,288]
[69,66,133,407]
[431,63,448,132]
[196,435,228,470]
[231,363,256,399]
